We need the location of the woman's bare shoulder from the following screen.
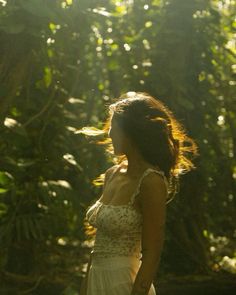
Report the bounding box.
[102,164,120,191]
[104,164,120,180]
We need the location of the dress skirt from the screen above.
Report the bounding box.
[86,255,156,295]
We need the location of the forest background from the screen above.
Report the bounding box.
[0,0,236,294]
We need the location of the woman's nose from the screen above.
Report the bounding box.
[108,127,111,137]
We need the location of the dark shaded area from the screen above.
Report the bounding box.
[0,0,235,294]
[157,274,236,295]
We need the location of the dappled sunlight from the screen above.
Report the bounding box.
[0,0,235,293]
[205,232,236,274]
[218,256,236,274]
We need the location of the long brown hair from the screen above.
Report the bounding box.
[78,92,199,203]
[100,92,198,202]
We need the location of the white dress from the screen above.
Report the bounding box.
[85,166,169,295]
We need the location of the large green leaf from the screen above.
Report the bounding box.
[0,171,14,187]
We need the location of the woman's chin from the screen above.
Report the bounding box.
[114,151,121,156]
[113,148,124,156]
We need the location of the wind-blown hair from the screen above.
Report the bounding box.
[78,92,198,203]
[101,92,199,202]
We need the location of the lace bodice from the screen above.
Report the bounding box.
[86,166,169,259]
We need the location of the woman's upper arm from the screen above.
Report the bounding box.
[139,173,168,261]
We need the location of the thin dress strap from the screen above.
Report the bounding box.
[129,168,169,205]
[106,164,121,183]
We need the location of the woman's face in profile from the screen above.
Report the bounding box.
[108,116,128,155]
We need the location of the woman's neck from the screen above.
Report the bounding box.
[120,150,153,178]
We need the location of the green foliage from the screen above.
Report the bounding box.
[0,0,235,293]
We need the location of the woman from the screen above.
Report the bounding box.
[80,92,198,295]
